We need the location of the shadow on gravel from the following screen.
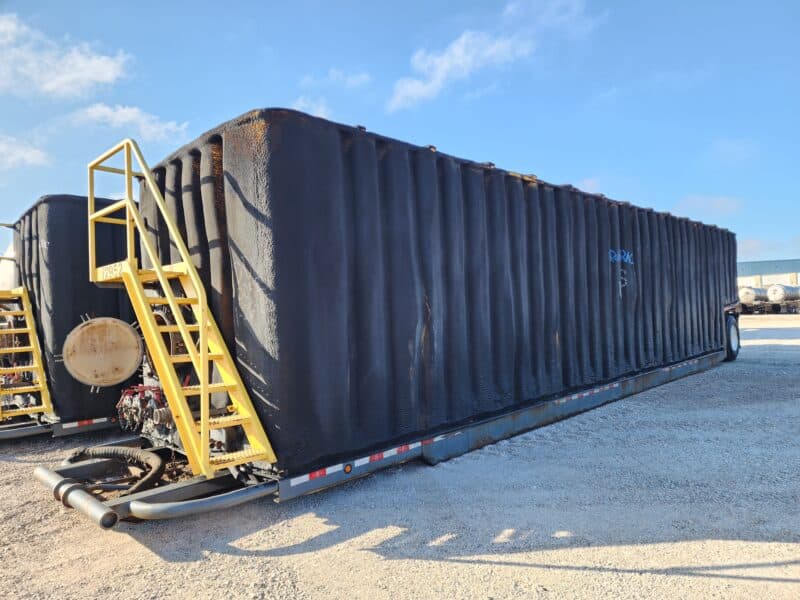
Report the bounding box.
[118,337,800,586]
[0,429,123,463]
[119,452,800,584]
[13,326,798,588]
[439,557,800,584]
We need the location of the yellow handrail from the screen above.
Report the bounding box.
[85,138,276,477]
[0,286,53,420]
[88,139,209,471]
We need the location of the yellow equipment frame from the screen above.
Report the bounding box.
[0,276,53,420]
[87,139,276,478]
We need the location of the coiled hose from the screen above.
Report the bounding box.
[67,446,165,495]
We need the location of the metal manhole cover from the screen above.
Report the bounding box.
[63,318,142,387]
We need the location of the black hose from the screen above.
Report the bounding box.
[67,446,165,494]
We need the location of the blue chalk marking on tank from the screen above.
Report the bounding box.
[609,249,634,264]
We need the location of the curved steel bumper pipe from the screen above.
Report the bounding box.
[34,466,119,529]
[128,481,278,521]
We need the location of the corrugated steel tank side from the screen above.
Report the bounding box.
[12,195,135,422]
[139,109,738,474]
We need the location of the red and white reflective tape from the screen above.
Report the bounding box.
[289,433,456,487]
[554,381,619,405]
[60,417,110,430]
[289,360,708,487]
[661,358,700,373]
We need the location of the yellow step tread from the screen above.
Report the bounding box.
[208,448,269,467]
[170,353,224,364]
[0,346,33,354]
[201,414,251,429]
[0,365,37,374]
[0,310,27,316]
[147,297,197,305]
[0,405,49,418]
[0,384,43,395]
[158,324,201,333]
[0,328,32,335]
[182,382,237,395]
[137,265,188,283]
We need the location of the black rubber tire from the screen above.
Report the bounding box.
[724,313,740,362]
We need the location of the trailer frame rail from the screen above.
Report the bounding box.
[35,350,724,528]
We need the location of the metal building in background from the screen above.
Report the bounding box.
[738,258,800,278]
[737,258,800,312]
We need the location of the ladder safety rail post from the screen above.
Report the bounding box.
[87,139,276,479]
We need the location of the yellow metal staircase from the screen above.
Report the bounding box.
[0,285,53,420]
[87,139,276,478]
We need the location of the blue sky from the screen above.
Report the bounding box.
[0,1,797,261]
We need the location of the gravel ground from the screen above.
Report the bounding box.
[1,314,798,599]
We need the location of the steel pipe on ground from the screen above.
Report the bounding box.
[33,466,119,529]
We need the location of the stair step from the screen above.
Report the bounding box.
[0,404,48,418]
[0,328,31,335]
[170,353,224,364]
[182,383,236,396]
[0,384,43,395]
[202,414,251,429]
[137,266,188,283]
[147,297,197,306]
[81,148,277,474]
[208,448,269,468]
[0,310,26,317]
[157,324,200,333]
[0,365,37,375]
[0,346,33,355]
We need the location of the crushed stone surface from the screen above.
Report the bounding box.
[0,314,798,599]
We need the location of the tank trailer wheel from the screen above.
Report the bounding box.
[724,313,740,362]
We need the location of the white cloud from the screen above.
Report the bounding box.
[388,1,600,112]
[0,13,128,98]
[73,103,188,142]
[388,31,532,112]
[708,138,759,165]
[337,70,371,88]
[503,0,604,37]
[578,177,601,193]
[0,135,48,170]
[291,96,332,119]
[673,195,743,219]
[302,68,371,89]
[590,66,709,107]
